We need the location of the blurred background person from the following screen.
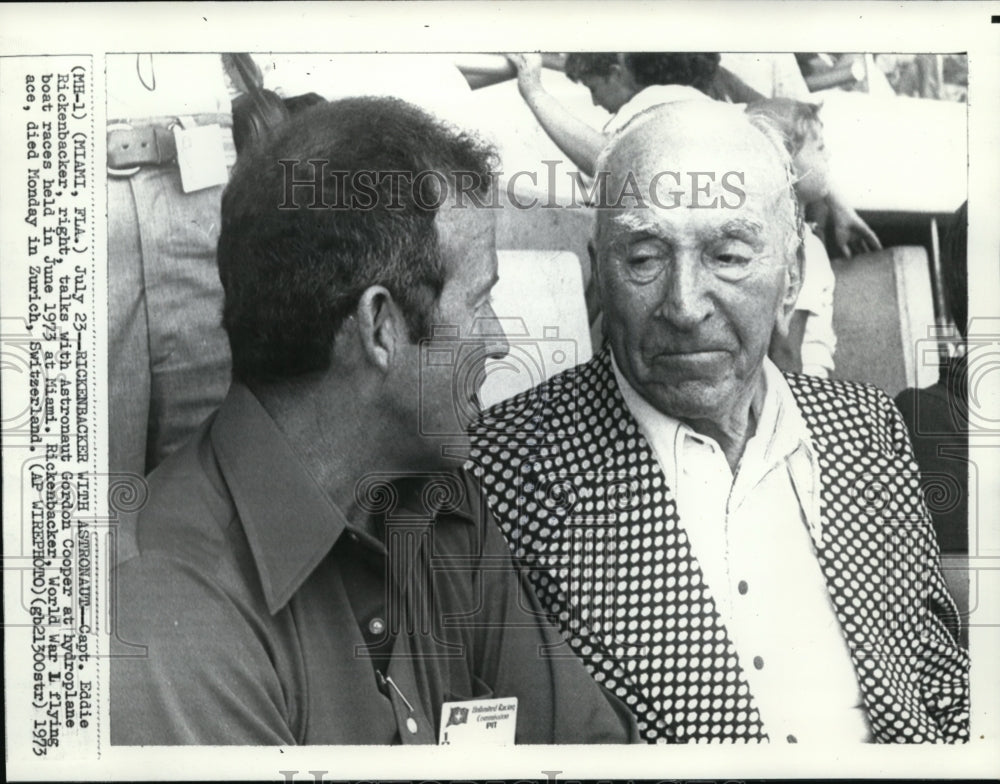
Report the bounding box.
[107,54,235,479]
[748,98,838,379]
[505,51,879,342]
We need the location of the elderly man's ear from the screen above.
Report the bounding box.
[351,285,407,373]
[773,251,805,339]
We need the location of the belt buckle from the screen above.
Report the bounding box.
[107,121,141,177]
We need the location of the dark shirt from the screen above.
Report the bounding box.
[894,355,968,555]
[111,383,636,745]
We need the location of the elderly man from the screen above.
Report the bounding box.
[470,100,969,743]
[111,97,635,745]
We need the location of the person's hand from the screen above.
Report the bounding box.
[507,53,544,97]
[828,193,882,259]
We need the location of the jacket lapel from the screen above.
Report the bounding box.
[787,373,943,742]
[486,350,767,742]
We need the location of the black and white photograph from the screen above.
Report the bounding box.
[1,2,998,781]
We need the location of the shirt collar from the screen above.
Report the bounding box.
[610,353,822,541]
[210,383,351,615]
[210,384,476,615]
[752,359,815,476]
[610,351,686,459]
[755,362,823,542]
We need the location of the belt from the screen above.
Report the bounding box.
[107,125,177,170]
[106,114,234,175]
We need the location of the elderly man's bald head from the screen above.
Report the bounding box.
[595,99,803,264]
[590,99,807,449]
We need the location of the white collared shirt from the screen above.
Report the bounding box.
[612,355,871,743]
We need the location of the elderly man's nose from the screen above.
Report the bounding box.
[657,259,712,328]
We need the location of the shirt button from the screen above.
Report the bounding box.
[737,580,748,595]
[368,617,386,636]
[787,734,797,743]
[753,656,764,670]
[406,717,418,734]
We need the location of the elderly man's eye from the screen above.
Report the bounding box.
[706,244,758,280]
[623,254,664,282]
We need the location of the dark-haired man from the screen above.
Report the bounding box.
[110,97,636,746]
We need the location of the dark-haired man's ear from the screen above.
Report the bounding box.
[355,285,403,372]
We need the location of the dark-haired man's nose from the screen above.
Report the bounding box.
[480,307,510,360]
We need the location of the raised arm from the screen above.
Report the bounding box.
[508,53,606,177]
[826,184,882,259]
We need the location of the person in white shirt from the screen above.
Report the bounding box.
[506,52,881,260]
[747,98,838,378]
[107,54,236,481]
[469,99,968,744]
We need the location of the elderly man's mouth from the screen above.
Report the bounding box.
[653,349,730,361]
[648,349,731,374]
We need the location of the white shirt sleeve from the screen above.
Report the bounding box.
[796,232,838,377]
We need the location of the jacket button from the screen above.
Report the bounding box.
[368,617,386,636]
[753,656,764,670]
[787,734,797,743]
[406,717,418,734]
[738,580,748,595]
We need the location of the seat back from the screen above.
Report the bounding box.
[831,246,939,397]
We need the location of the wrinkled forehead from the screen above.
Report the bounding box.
[596,104,797,244]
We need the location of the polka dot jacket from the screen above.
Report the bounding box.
[468,348,970,743]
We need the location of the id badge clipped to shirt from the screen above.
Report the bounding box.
[438,697,518,746]
[172,117,228,193]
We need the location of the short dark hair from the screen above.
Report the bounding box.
[565,53,722,93]
[622,53,721,93]
[217,96,497,384]
[745,97,823,156]
[565,53,620,82]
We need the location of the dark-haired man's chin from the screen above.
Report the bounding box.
[413,395,482,466]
